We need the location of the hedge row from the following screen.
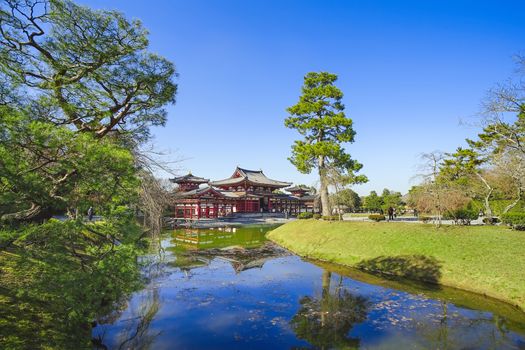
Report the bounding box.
[501,213,525,231]
[322,215,342,221]
[297,212,314,219]
[443,208,478,225]
[368,214,385,222]
[297,213,322,220]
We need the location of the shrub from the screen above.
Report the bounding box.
[313,214,321,220]
[482,217,500,225]
[297,212,314,219]
[322,215,341,221]
[0,228,22,249]
[443,208,478,225]
[501,213,525,231]
[419,216,432,223]
[368,214,385,222]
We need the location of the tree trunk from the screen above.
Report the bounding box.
[319,157,331,217]
[333,181,342,221]
[503,187,522,214]
[321,270,332,327]
[477,173,493,218]
[0,202,42,222]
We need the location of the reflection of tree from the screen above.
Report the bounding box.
[118,288,161,350]
[290,271,369,350]
[94,288,161,350]
[412,300,514,350]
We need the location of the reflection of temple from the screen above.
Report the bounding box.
[170,167,318,219]
[170,251,280,274]
[173,227,264,250]
[170,229,288,274]
[226,257,269,274]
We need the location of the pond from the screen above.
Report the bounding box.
[92,225,525,349]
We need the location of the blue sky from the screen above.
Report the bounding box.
[80,0,524,195]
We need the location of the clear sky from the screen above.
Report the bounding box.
[79,0,524,195]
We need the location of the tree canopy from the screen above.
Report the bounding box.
[0,0,177,222]
[285,72,366,215]
[0,0,176,140]
[0,1,177,347]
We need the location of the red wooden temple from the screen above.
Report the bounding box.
[170,167,318,219]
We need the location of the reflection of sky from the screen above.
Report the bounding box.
[94,239,525,349]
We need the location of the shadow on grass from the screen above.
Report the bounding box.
[356,255,442,285]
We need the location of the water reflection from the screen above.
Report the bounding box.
[92,226,525,350]
[291,271,369,349]
[93,288,161,350]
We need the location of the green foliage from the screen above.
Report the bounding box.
[363,189,404,213]
[380,188,404,213]
[440,147,486,182]
[0,0,177,140]
[0,1,176,348]
[0,112,138,222]
[501,213,525,231]
[443,208,478,225]
[297,212,314,219]
[330,188,361,212]
[0,219,144,348]
[471,199,525,216]
[362,191,383,213]
[368,214,386,222]
[285,72,356,173]
[322,215,341,221]
[285,72,362,173]
[0,228,22,249]
[285,71,366,215]
[313,213,321,220]
[290,280,368,349]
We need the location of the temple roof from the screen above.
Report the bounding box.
[173,186,262,199]
[286,185,311,192]
[170,173,210,184]
[173,186,222,198]
[273,193,318,201]
[297,194,318,201]
[210,167,292,188]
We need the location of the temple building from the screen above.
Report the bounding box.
[170,167,318,219]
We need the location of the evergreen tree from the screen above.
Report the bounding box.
[285,72,366,216]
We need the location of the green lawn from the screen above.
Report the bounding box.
[267,220,525,311]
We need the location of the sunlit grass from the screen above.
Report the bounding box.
[268,220,525,311]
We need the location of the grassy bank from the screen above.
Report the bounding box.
[267,220,525,311]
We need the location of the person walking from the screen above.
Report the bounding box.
[388,206,394,221]
[87,206,94,221]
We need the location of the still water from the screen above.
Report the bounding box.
[92,225,525,349]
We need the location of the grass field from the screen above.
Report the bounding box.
[267,220,525,311]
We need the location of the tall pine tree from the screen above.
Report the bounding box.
[285,72,366,216]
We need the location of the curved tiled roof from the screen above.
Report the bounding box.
[210,167,291,188]
[173,186,221,198]
[170,173,209,184]
[286,185,311,192]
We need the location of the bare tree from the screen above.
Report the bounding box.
[133,144,182,239]
[493,150,525,213]
[413,152,470,226]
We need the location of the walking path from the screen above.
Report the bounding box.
[342,214,486,225]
